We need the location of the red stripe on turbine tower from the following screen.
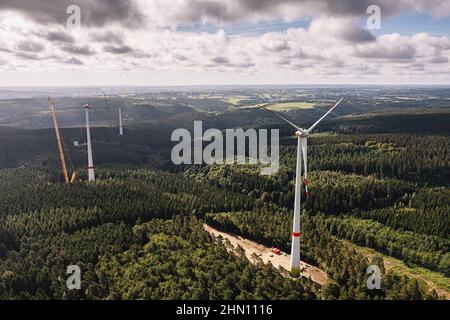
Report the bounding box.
[292,232,301,237]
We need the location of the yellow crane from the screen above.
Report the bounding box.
[48,97,77,183]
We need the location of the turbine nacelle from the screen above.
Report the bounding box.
[295,130,308,137]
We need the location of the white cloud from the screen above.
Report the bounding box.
[355,34,417,60]
[0,1,449,85]
[309,17,375,43]
[138,0,450,28]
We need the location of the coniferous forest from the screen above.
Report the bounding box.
[0,104,448,300]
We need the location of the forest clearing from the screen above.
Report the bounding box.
[204,223,328,285]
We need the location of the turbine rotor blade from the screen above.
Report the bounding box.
[301,137,308,196]
[262,107,305,133]
[306,98,343,133]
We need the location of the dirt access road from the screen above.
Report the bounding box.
[204,224,328,286]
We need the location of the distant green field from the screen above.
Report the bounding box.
[266,102,315,111]
[226,97,248,105]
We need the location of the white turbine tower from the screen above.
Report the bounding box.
[265,98,343,272]
[84,104,95,181]
[119,108,124,136]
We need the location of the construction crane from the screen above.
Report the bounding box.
[48,97,77,183]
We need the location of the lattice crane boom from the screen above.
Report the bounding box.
[48,97,71,183]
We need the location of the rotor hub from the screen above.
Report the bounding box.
[295,130,308,137]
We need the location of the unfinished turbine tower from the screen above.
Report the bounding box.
[83,104,95,181]
[265,98,343,272]
[119,108,124,136]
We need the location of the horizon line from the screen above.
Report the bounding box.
[1,83,450,89]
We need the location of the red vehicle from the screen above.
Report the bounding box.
[270,248,281,255]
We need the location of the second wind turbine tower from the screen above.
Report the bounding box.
[84,104,95,181]
[119,108,124,136]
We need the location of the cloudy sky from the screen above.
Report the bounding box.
[0,0,450,86]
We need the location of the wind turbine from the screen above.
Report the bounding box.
[118,108,124,136]
[264,98,343,272]
[83,104,95,181]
